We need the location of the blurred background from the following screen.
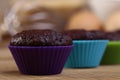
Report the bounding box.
[1,0,120,47]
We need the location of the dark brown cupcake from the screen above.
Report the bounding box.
[63,29,86,40]
[86,30,107,40]
[9,29,73,75]
[10,29,72,46]
[106,31,120,41]
[63,30,107,40]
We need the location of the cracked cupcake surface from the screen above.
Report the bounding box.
[10,30,72,46]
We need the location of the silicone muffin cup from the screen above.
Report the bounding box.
[101,41,120,65]
[9,45,73,75]
[65,40,108,68]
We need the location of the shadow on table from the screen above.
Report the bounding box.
[2,71,21,76]
[1,70,61,77]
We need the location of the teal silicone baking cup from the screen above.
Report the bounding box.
[101,41,120,65]
[65,40,108,68]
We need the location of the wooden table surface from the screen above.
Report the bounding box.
[0,46,120,80]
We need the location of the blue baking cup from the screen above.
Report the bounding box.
[65,40,109,68]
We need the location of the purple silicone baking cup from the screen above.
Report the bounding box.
[8,45,73,75]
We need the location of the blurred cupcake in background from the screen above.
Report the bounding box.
[101,10,120,65]
[104,11,120,32]
[4,0,85,36]
[66,10,102,31]
[101,31,120,65]
[64,30,108,68]
[90,0,120,65]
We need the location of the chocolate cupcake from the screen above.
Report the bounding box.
[63,30,107,40]
[10,30,72,46]
[86,30,107,40]
[106,31,120,41]
[9,30,73,75]
[101,31,120,65]
[63,29,87,40]
[64,30,108,68]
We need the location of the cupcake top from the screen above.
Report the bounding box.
[63,29,86,40]
[86,30,107,40]
[106,31,120,41]
[63,30,107,40]
[10,30,72,46]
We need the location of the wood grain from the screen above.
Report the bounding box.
[0,60,120,80]
[0,47,120,80]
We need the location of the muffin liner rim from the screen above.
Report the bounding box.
[8,45,73,48]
